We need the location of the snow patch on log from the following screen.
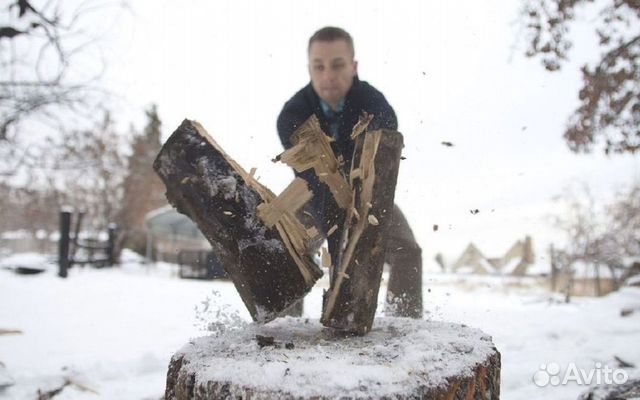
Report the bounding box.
[194,158,238,200]
[238,238,285,253]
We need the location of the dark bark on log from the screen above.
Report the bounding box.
[321,129,404,335]
[153,120,322,323]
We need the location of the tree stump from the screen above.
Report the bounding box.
[165,318,501,399]
[154,120,323,323]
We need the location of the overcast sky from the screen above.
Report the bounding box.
[99,0,639,269]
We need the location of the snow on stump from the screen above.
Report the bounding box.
[165,317,501,399]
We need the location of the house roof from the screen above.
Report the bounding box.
[477,257,498,274]
[452,243,485,268]
[501,256,524,275]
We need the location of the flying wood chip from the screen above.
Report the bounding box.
[350,112,374,140]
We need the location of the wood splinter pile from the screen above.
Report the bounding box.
[153,114,403,335]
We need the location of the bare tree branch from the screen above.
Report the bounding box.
[0,0,127,145]
[520,0,640,155]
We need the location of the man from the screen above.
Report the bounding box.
[277,27,422,318]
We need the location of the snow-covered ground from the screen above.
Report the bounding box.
[0,251,639,399]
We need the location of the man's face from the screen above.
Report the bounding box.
[308,39,358,109]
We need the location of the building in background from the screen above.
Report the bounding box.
[144,207,227,279]
[144,206,208,263]
[451,236,535,276]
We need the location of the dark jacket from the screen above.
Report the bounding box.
[276,77,397,238]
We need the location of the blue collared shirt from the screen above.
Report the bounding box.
[320,98,345,139]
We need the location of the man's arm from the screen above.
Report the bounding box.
[277,95,311,150]
[371,92,398,131]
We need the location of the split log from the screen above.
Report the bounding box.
[321,129,404,335]
[154,120,323,323]
[256,178,314,229]
[165,317,501,399]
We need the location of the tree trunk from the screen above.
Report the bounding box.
[594,263,602,296]
[550,245,557,291]
[321,129,404,335]
[153,120,322,323]
[165,318,501,400]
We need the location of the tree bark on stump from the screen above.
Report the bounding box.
[321,129,404,335]
[153,120,322,323]
[165,318,501,399]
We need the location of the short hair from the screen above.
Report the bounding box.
[308,27,355,58]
